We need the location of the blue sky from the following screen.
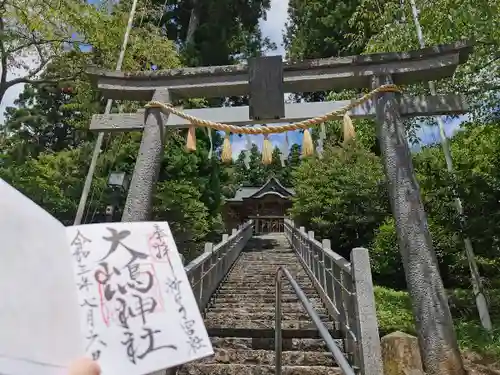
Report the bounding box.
[0,0,464,156]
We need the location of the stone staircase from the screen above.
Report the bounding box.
[179,233,345,375]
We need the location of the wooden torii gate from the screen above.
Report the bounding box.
[87,40,472,375]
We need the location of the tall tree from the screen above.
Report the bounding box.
[284,0,371,102]
[153,0,274,67]
[285,0,369,60]
[349,0,500,120]
[291,141,389,256]
[0,0,104,105]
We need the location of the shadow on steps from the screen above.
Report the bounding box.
[243,233,289,252]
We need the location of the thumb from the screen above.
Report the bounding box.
[68,357,101,375]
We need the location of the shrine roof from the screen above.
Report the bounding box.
[226,177,295,202]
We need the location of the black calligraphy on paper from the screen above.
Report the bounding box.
[166,276,206,355]
[101,228,148,266]
[148,224,174,273]
[95,262,155,302]
[70,230,107,360]
[122,327,178,364]
[93,225,176,364]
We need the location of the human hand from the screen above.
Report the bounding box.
[68,358,101,375]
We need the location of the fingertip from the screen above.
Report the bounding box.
[68,357,101,375]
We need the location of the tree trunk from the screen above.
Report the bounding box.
[0,88,6,109]
[372,74,466,375]
[185,0,200,46]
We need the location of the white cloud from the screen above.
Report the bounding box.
[259,0,288,56]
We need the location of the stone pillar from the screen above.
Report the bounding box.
[381,332,424,375]
[122,89,171,222]
[371,75,465,375]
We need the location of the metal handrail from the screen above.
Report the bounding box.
[275,266,355,375]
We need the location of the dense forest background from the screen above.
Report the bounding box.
[2,0,500,354]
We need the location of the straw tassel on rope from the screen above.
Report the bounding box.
[262,134,273,165]
[343,112,355,143]
[186,126,197,152]
[302,129,314,157]
[221,132,232,164]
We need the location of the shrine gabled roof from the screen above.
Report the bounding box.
[226,177,295,202]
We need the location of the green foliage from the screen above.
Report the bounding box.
[349,0,500,119]
[153,0,273,67]
[285,0,367,60]
[371,122,500,289]
[285,0,371,102]
[290,141,389,256]
[153,180,210,260]
[371,217,466,288]
[374,287,415,334]
[375,287,500,357]
[0,145,102,225]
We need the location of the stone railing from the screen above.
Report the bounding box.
[184,220,254,311]
[284,219,383,375]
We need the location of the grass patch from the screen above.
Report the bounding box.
[374,286,500,358]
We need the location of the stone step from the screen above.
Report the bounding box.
[224,275,311,281]
[240,255,297,258]
[211,295,323,304]
[218,286,318,294]
[225,273,301,279]
[178,363,342,375]
[210,337,340,352]
[241,253,295,256]
[229,263,303,267]
[241,248,293,251]
[214,291,319,300]
[206,310,330,322]
[231,258,301,262]
[229,267,305,272]
[226,273,307,279]
[221,277,314,289]
[232,258,301,262]
[241,254,296,258]
[222,281,314,288]
[223,277,313,284]
[223,277,312,283]
[208,302,326,312]
[206,319,340,339]
[200,348,337,366]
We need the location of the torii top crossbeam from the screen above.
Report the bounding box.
[87,41,472,101]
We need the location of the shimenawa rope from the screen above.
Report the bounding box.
[144,84,400,134]
[144,84,401,164]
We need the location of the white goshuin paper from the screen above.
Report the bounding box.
[67,222,214,375]
[0,179,83,375]
[0,179,213,375]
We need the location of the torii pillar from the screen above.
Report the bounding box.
[121,88,171,222]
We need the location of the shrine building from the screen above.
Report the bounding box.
[223,177,294,234]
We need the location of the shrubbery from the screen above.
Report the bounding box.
[375,286,500,357]
[292,123,500,290]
